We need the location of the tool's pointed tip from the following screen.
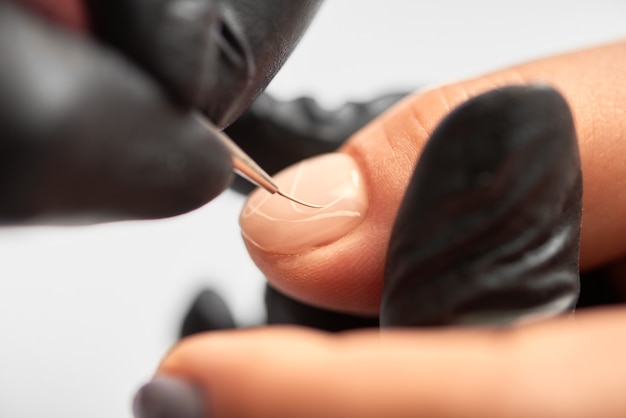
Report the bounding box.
[277,190,325,209]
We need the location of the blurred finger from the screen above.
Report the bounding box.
[142,307,626,418]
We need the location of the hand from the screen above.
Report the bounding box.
[0,0,322,223]
[133,41,626,418]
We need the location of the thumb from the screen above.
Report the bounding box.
[137,308,626,418]
[239,40,626,315]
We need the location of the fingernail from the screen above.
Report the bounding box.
[133,376,206,418]
[240,153,368,254]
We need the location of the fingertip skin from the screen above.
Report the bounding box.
[382,85,582,327]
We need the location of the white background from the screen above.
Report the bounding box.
[1,1,625,417]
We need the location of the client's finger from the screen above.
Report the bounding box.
[138,308,626,418]
[240,41,626,315]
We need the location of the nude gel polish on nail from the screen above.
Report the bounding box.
[240,153,368,254]
[133,376,206,418]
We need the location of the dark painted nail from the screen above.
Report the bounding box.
[133,376,206,418]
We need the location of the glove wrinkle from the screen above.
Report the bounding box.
[381,86,582,327]
[203,3,255,127]
[84,0,324,127]
[85,0,221,111]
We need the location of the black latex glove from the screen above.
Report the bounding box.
[381,86,582,327]
[0,0,322,223]
[85,0,323,128]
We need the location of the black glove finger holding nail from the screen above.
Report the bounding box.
[0,0,323,223]
[381,85,582,327]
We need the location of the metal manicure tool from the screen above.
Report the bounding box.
[197,115,323,209]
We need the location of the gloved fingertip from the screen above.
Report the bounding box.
[184,118,235,207]
[100,116,234,221]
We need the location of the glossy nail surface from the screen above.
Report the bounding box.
[240,153,368,254]
[133,376,206,418]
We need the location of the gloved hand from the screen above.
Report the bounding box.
[0,0,322,223]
